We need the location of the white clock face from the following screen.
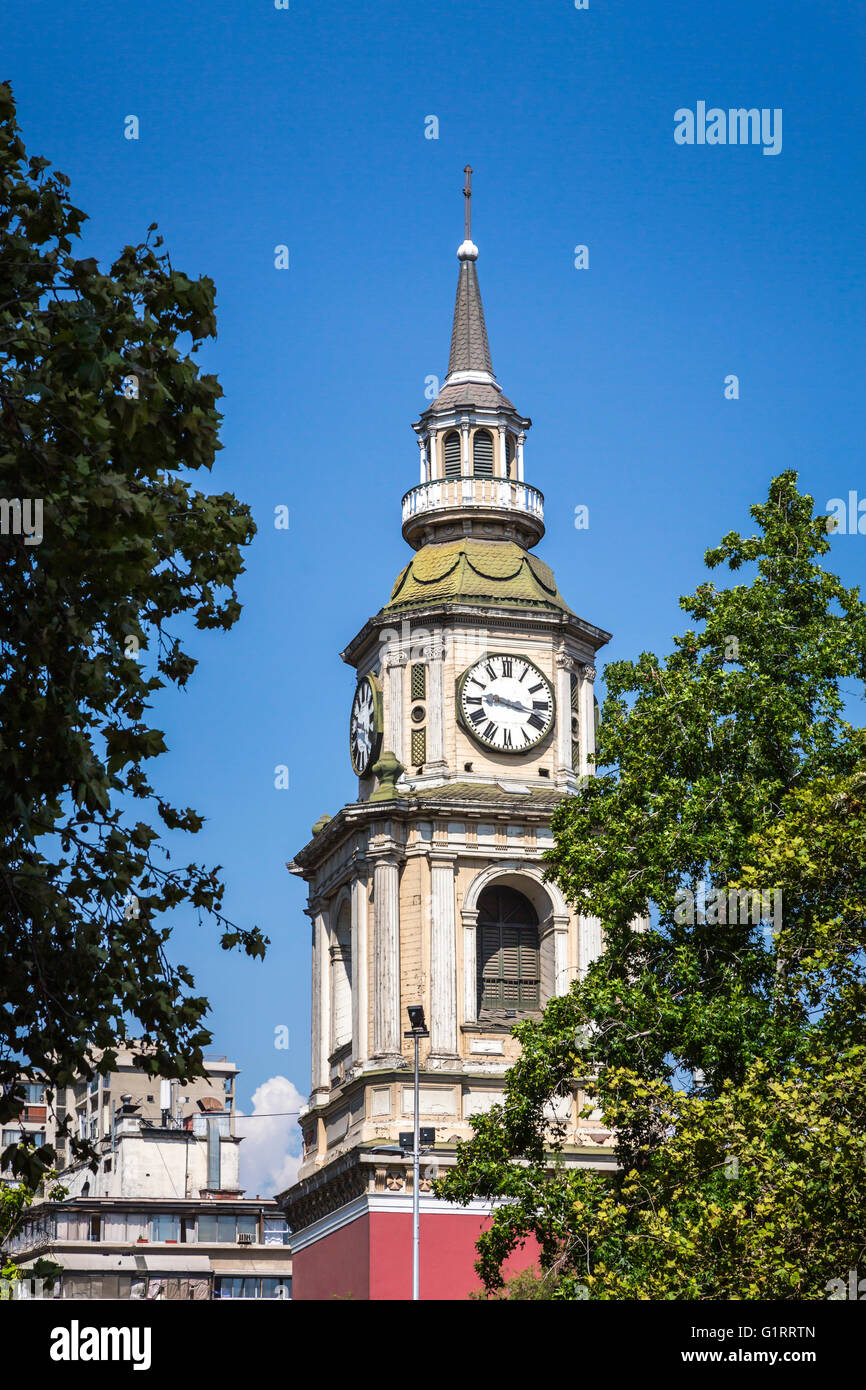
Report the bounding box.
[459,655,555,753]
[350,677,380,776]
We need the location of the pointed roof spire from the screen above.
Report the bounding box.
[449,166,492,375]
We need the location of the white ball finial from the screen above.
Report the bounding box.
[457,239,479,261]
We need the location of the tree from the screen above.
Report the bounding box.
[438,473,866,1298]
[0,1167,65,1295]
[0,81,265,1181]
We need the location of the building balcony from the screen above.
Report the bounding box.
[401,474,545,549]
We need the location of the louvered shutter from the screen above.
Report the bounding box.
[478,920,502,1010]
[519,936,540,1007]
[473,430,494,477]
[476,887,541,1014]
[444,431,461,478]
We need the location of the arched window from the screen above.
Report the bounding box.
[476,886,540,1015]
[505,433,516,477]
[443,431,461,478]
[331,904,352,1052]
[472,429,494,477]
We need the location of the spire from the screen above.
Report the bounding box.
[448,166,493,376]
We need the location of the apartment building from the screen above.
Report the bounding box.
[8,1194,291,1300]
[3,1052,293,1300]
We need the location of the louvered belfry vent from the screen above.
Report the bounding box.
[443,431,461,478]
[472,429,494,477]
[477,886,540,1015]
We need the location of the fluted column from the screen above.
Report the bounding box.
[579,913,603,978]
[461,420,471,472]
[497,425,507,478]
[309,903,330,1098]
[372,856,402,1060]
[385,654,406,770]
[579,664,597,776]
[425,640,448,773]
[552,912,571,996]
[555,651,574,787]
[351,870,369,1067]
[462,908,479,1026]
[429,856,458,1057]
[517,431,525,481]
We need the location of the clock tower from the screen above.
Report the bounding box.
[281,173,614,1299]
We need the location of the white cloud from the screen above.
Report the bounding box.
[235,1075,305,1198]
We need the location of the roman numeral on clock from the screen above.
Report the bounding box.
[528,712,546,731]
[501,657,513,677]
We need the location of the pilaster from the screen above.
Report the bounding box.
[428,854,459,1061]
[309,901,331,1101]
[371,851,404,1065]
[579,663,597,776]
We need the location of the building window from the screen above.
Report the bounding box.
[151,1213,180,1242]
[89,1215,101,1242]
[443,430,461,478]
[263,1216,290,1247]
[198,1212,238,1244]
[477,886,540,1015]
[214,1275,291,1299]
[237,1214,258,1242]
[410,663,427,701]
[472,429,494,477]
[23,1084,45,1104]
[411,728,426,766]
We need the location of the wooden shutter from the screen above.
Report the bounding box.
[476,888,540,1014]
[444,431,461,478]
[473,430,494,477]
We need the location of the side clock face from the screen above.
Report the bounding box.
[349,675,382,776]
[458,654,555,753]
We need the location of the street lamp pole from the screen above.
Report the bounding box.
[412,1028,421,1301]
[405,1005,429,1302]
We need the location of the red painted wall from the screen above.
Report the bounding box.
[293,1208,537,1301]
[293,1212,371,1301]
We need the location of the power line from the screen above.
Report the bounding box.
[233,1111,301,1119]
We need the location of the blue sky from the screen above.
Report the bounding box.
[5,0,865,1188]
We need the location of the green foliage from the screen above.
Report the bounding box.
[468,1266,569,1300]
[438,473,866,1298]
[0,1171,65,1287]
[0,82,264,1173]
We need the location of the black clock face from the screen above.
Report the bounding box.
[459,654,555,753]
[350,676,381,776]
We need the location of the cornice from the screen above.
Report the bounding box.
[290,788,566,876]
[341,602,611,671]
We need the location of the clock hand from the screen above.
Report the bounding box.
[488,694,531,713]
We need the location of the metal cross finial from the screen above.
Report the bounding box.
[463,165,473,241]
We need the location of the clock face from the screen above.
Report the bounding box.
[458,654,555,753]
[349,675,382,776]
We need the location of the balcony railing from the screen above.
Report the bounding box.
[402,475,544,527]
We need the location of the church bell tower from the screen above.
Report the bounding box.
[282,172,614,1300]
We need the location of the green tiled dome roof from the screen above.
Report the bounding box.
[384,539,574,615]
